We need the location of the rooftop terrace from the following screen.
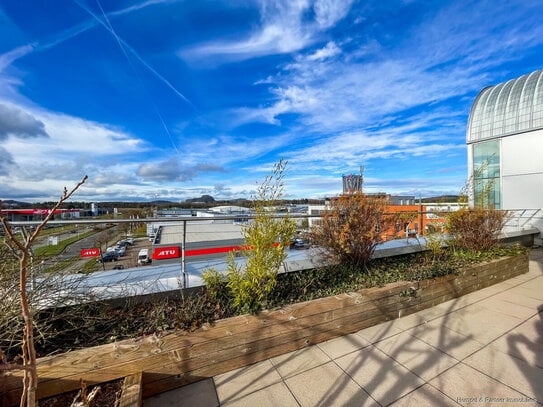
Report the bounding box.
[144,249,543,406]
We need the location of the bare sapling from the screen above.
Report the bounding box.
[0,175,87,407]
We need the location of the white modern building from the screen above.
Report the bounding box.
[467,68,543,234]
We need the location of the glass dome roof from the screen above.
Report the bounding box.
[467,69,543,143]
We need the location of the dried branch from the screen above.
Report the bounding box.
[0,176,88,407]
[26,176,88,246]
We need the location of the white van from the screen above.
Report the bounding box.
[137,249,150,265]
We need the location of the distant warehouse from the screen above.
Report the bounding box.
[151,222,244,265]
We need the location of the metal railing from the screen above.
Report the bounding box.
[3,208,541,300]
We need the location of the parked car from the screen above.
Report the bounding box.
[112,264,125,270]
[117,240,129,247]
[115,245,126,256]
[290,238,309,250]
[98,252,119,262]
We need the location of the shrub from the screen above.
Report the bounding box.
[204,159,296,313]
[311,191,396,267]
[446,207,507,251]
[424,231,447,264]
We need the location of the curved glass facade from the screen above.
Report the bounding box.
[467,69,543,143]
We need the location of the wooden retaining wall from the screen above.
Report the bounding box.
[0,254,528,405]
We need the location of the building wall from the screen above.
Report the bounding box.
[308,203,429,239]
[384,205,426,239]
[501,129,543,210]
[467,69,543,235]
[467,131,543,235]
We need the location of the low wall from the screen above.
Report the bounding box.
[0,253,528,405]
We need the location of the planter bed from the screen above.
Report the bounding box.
[0,252,528,406]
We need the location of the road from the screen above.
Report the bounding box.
[37,226,122,273]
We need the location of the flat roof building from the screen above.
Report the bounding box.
[151,222,245,265]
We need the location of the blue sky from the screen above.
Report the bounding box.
[1,0,542,202]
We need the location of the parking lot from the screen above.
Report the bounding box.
[99,238,153,271]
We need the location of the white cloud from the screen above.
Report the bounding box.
[179,0,354,62]
[0,45,36,73]
[0,101,148,194]
[231,0,543,148]
[306,41,341,61]
[313,0,354,29]
[136,158,228,182]
[176,133,292,166]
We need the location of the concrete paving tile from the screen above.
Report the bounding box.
[317,333,370,359]
[427,284,507,314]
[488,331,543,369]
[463,346,543,402]
[507,314,543,344]
[356,319,404,343]
[143,378,218,407]
[374,331,459,381]
[429,295,477,314]
[406,319,483,361]
[495,277,523,287]
[477,297,537,320]
[285,361,375,407]
[335,345,425,406]
[214,360,282,403]
[429,363,531,406]
[271,345,331,379]
[509,285,543,301]
[459,282,508,298]
[437,305,524,345]
[527,263,543,275]
[221,382,299,407]
[389,384,460,406]
[507,272,539,283]
[392,306,449,330]
[516,274,543,287]
[492,290,543,311]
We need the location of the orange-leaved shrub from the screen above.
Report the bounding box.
[446,207,507,251]
[311,191,396,267]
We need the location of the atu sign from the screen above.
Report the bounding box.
[152,246,181,260]
[80,248,101,257]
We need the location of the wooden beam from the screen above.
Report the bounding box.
[119,373,142,407]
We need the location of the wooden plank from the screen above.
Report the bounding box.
[142,313,391,397]
[119,372,142,407]
[5,280,414,393]
[2,304,390,405]
[2,292,382,400]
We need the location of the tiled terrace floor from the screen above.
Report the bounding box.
[144,250,543,406]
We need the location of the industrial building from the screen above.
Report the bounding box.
[0,208,83,222]
[151,222,245,265]
[467,68,543,234]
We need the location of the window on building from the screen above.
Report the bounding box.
[473,140,500,208]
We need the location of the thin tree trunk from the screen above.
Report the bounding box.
[19,252,38,407]
[1,175,87,407]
